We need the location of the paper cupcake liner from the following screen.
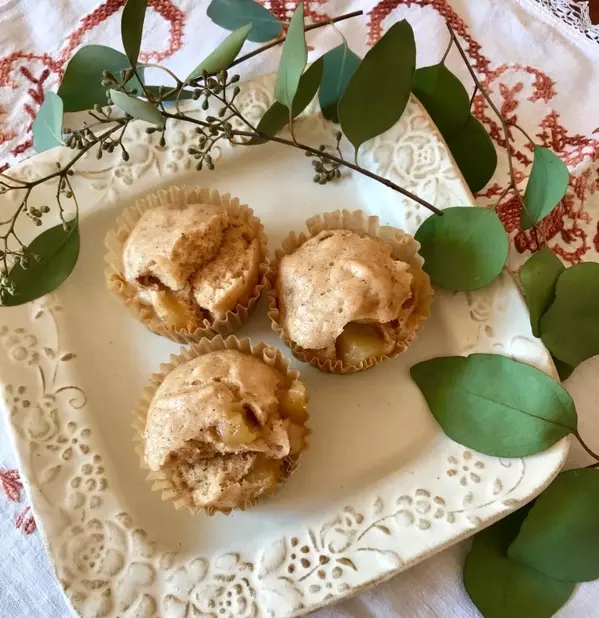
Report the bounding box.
[132,335,310,516]
[104,185,268,343]
[266,209,434,374]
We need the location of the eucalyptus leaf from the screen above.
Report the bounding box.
[274,4,306,112]
[447,114,497,193]
[207,0,282,43]
[519,247,565,337]
[250,58,323,144]
[521,146,569,230]
[540,262,599,367]
[32,93,64,153]
[338,20,415,154]
[110,90,164,127]
[318,43,360,123]
[185,24,252,82]
[412,64,470,139]
[410,353,577,457]
[464,506,574,618]
[509,468,599,582]
[3,220,80,306]
[121,0,147,67]
[414,207,508,290]
[58,45,144,112]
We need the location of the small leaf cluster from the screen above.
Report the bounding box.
[186,70,242,171]
[305,134,343,185]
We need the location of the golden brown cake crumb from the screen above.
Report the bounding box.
[123,203,262,329]
[143,350,308,510]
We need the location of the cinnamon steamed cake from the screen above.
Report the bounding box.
[122,202,262,330]
[143,349,309,511]
[272,227,433,372]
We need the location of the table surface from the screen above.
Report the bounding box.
[1,1,599,617]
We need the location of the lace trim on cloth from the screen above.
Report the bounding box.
[530,0,599,42]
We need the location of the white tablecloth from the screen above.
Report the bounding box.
[1,1,599,616]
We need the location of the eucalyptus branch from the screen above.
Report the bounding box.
[237,129,443,214]
[447,23,545,243]
[0,119,126,283]
[162,109,443,216]
[229,11,363,69]
[172,69,444,215]
[447,24,521,201]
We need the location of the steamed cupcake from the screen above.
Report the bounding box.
[136,339,309,513]
[267,210,433,374]
[105,186,267,342]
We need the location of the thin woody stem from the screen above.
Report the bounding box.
[441,37,453,64]
[229,11,363,69]
[446,23,545,244]
[575,430,599,463]
[493,184,513,208]
[469,84,479,109]
[143,64,183,86]
[513,123,536,147]
[162,112,443,216]
[446,24,520,199]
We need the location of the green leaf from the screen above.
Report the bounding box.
[552,356,575,382]
[110,90,164,127]
[207,0,281,43]
[519,247,565,337]
[447,114,497,193]
[318,43,360,123]
[32,93,64,153]
[338,20,415,154]
[250,58,323,145]
[412,64,470,140]
[274,4,307,112]
[509,468,599,582]
[415,207,508,290]
[464,506,574,618]
[410,353,577,457]
[185,24,252,82]
[58,45,144,112]
[3,220,80,306]
[540,262,599,367]
[121,0,147,67]
[521,146,569,230]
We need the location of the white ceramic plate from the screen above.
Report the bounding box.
[0,74,567,618]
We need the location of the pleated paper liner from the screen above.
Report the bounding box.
[132,335,310,516]
[266,209,434,374]
[104,185,268,343]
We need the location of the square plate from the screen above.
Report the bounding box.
[0,74,567,618]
